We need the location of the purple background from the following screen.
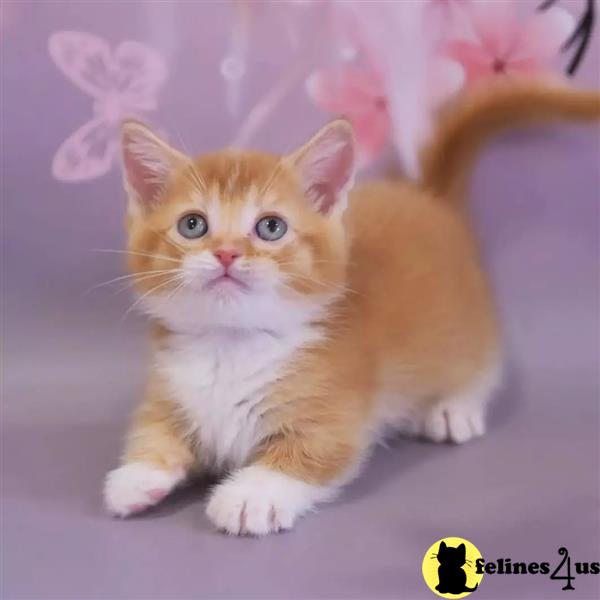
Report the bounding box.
[2,2,599,599]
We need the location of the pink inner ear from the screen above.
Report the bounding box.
[296,124,355,214]
[121,125,175,206]
[123,144,159,205]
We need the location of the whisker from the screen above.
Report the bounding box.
[90,249,181,264]
[258,160,284,198]
[172,130,207,195]
[276,279,340,302]
[160,276,190,307]
[113,270,185,295]
[120,274,186,323]
[84,269,183,295]
[275,280,306,298]
[187,164,208,196]
[151,229,186,256]
[284,272,361,296]
[286,279,355,297]
[276,259,358,268]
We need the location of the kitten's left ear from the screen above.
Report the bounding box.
[286,119,355,216]
[120,120,188,212]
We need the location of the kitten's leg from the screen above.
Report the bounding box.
[104,378,194,517]
[206,415,365,536]
[423,363,502,444]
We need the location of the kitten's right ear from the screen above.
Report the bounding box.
[439,542,447,551]
[120,120,187,212]
[286,119,355,217]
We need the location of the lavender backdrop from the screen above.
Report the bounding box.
[2,2,599,599]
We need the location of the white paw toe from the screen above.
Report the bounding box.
[424,405,486,444]
[205,466,324,536]
[103,462,184,517]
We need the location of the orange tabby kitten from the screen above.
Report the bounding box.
[104,82,599,535]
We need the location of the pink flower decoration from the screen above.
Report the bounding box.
[306,58,463,167]
[49,31,167,182]
[306,66,389,166]
[307,1,467,170]
[427,0,473,46]
[446,1,575,85]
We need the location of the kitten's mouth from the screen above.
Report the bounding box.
[205,273,249,291]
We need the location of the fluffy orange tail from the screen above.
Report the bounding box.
[420,80,600,205]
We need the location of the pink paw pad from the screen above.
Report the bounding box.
[147,488,167,501]
[128,503,147,514]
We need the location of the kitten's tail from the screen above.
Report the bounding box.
[464,583,479,592]
[420,80,600,206]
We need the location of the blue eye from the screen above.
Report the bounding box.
[255,216,288,242]
[177,213,208,239]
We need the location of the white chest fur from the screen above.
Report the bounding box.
[156,326,319,472]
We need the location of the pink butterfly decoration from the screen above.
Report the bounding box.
[445,0,575,84]
[49,31,167,182]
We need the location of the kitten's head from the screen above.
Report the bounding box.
[120,119,355,333]
[437,542,467,567]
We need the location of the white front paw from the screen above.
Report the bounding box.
[205,466,325,536]
[104,462,184,517]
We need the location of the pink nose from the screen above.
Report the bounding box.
[213,249,240,267]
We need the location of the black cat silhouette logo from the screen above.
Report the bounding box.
[422,537,484,598]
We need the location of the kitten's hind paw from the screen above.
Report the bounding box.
[103,462,185,517]
[423,366,500,444]
[424,403,486,444]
